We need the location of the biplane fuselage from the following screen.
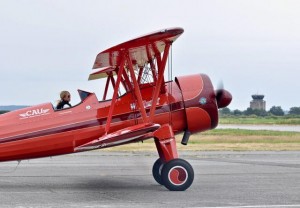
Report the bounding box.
[0,74,229,162]
[0,28,231,191]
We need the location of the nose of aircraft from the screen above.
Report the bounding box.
[215,89,232,108]
[175,73,233,134]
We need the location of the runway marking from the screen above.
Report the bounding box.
[193,205,300,208]
[198,158,300,169]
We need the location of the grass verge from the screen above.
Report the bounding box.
[103,129,300,152]
[219,116,300,125]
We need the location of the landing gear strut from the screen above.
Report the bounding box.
[152,124,194,191]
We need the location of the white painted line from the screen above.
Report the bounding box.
[191,205,300,208]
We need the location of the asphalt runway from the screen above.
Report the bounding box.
[0,151,299,208]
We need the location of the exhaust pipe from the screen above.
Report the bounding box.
[181,130,191,145]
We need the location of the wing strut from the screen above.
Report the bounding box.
[126,53,148,122]
[122,69,133,91]
[137,66,144,84]
[102,72,117,101]
[146,45,157,84]
[148,41,172,122]
[105,55,125,133]
[102,72,110,100]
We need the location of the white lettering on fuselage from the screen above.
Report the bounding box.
[19,108,50,119]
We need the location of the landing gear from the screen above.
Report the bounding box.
[152,158,164,185]
[152,158,194,191]
[161,159,194,191]
[153,124,195,191]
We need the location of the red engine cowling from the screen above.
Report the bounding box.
[175,74,232,133]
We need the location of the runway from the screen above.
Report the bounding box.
[0,151,299,208]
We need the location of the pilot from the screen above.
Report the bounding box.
[56,91,72,109]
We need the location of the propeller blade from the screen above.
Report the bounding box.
[215,80,224,102]
[214,81,232,108]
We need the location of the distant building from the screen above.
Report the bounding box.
[250,94,266,110]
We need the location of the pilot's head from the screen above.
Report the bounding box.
[60,91,71,102]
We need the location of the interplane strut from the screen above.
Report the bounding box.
[103,41,172,133]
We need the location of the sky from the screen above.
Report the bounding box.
[0,0,300,110]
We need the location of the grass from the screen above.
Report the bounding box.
[104,129,300,152]
[219,116,300,125]
[104,116,300,152]
[201,129,300,136]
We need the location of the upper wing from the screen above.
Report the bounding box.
[90,27,184,79]
[88,66,115,80]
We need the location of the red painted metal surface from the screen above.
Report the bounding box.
[75,123,160,151]
[154,124,178,163]
[185,107,211,133]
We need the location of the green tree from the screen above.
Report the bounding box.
[289,107,300,115]
[254,109,268,117]
[244,108,267,117]
[233,109,242,115]
[219,107,231,115]
[244,108,254,116]
[269,106,284,116]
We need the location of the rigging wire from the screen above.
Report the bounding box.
[130,64,138,125]
[168,44,173,126]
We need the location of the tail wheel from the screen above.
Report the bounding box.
[152,158,164,185]
[161,159,194,191]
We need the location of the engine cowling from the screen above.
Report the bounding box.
[175,74,232,133]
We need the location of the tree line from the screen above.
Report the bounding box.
[220,106,300,117]
[0,110,9,114]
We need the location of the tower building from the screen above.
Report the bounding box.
[250,94,266,110]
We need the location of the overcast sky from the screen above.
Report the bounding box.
[0,0,299,110]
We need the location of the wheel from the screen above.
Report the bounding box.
[161,158,194,191]
[152,158,164,185]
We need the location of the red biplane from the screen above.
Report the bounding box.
[0,27,231,191]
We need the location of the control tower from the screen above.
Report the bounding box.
[250,94,266,110]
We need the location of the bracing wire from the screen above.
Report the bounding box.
[168,44,173,126]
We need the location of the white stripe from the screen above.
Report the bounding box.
[191,205,300,208]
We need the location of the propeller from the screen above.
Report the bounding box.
[215,81,224,102]
[215,81,232,109]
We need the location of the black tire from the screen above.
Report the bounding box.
[152,158,164,185]
[161,158,194,191]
